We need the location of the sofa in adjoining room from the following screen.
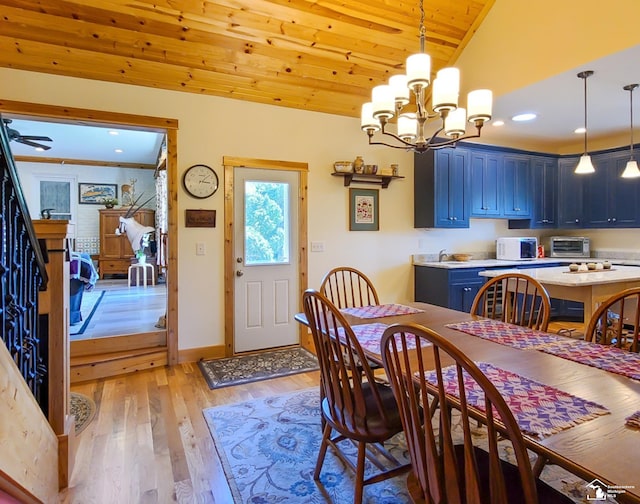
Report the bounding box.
[69,251,99,325]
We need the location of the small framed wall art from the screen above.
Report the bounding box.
[78,183,118,204]
[349,188,379,231]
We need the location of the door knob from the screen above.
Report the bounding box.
[236,270,244,277]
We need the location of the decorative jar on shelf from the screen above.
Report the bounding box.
[353,156,364,174]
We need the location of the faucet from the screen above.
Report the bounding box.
[439,249,448,262]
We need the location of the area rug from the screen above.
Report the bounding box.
[203,389,613,503]
[198,347,319,390]
[70,392,97,435]
[70,289,106,336]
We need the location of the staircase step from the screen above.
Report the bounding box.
[70,347,167,383]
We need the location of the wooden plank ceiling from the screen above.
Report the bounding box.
[0,0,494,117]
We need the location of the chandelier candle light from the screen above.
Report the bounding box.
[360,0,492,153]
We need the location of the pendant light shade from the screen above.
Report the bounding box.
[575,71,595,174]
[621,83,640,179]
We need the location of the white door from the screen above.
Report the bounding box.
[233,167,299,353]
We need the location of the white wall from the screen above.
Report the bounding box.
[3,67,635,352]
[17,161,155,254]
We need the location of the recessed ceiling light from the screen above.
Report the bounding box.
[492,120,505,127]
[109,130,119,135]
[114,148,123,153]
[574,127,586,134]
[511,113,537,122]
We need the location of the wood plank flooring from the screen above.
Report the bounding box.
[72,279,167,340]
[59,363,320,503]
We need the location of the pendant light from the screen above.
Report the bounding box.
[621,83,640,178]
[575,71,595,174]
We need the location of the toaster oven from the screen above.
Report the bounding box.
[548,236,590,258]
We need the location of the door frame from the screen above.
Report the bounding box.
[223,156,308,357]
[0,99,180,365]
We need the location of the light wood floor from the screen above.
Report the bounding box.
[59,364,321,504]
[71,279,167,340]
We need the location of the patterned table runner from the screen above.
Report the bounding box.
[336,323,419,356]
[341,303,424,319]
[424,362,609,438]
[538,339,640,381]
[446,319,570,350]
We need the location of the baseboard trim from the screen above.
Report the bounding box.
[178,345,225,363]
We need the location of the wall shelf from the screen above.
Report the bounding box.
[331,172,404,188]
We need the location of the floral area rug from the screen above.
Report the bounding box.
[70,392,97,435]
[203,388,612,503]
[198,347,319,389]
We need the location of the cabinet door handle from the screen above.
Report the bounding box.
[575,218,580,223]
[612,217,617,222]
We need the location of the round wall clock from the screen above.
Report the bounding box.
[183,164,219,199]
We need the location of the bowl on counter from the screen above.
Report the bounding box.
[333,161,353,173]
[451,253,473,262]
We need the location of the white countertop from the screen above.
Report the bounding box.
[413,257,640,269]
[478,264,640,286]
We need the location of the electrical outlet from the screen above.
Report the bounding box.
[196,242,206,256]
[311,241,325,252]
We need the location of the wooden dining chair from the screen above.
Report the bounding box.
[585,286,640,352]
[470,273,551,331]
[380,323,574,504]
[302,289,410,504]
[320,266,379,309]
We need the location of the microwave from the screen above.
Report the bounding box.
[496,237,538,261]
[548,236,590,258]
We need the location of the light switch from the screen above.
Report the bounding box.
[311,241,325,252]
[196,242,206,255]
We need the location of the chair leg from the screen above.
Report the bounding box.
[354,441,367,504]
[314,423,332,480]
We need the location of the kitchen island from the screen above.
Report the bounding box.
[479,265,640,327]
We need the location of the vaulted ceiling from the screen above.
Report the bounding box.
[0,0,493,118]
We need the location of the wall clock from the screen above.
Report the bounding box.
[182,164,219,199]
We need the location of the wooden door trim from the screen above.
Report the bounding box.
[223,156,308,357]
[0,100,179,365]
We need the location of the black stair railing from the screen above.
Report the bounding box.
[0,115,49,411]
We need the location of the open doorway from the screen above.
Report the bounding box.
[1,101,179,373]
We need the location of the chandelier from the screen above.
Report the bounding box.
[360,0,493,154]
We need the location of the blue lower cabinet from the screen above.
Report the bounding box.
[414,266,485,312]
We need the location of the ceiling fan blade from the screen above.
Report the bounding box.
[17,138,52,150]
[20,135,52,142]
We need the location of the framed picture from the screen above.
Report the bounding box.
[349,188,379,231]
[78,183,118,204]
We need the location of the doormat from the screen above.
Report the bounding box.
[70,392,97,435]
[70,290,106,336]
[198,347,319,390]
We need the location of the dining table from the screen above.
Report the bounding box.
[295,301,640,503]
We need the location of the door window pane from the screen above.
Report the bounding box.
[244,180,290,265]
[40,180,72,220]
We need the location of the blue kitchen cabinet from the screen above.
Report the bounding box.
[530,156,558,228]
[557,156,585,228]
[414,148,470,228]
[584,151,640,228]
[502,154,531,218]
[470,151,502,217]
[414,266,486,312]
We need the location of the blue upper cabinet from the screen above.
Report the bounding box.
[530,156,558,228]
[502,154,531,218]
[414,148,470,228]
[584,151,640,227]
[557,156,584,228]
[470,151,502,217]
